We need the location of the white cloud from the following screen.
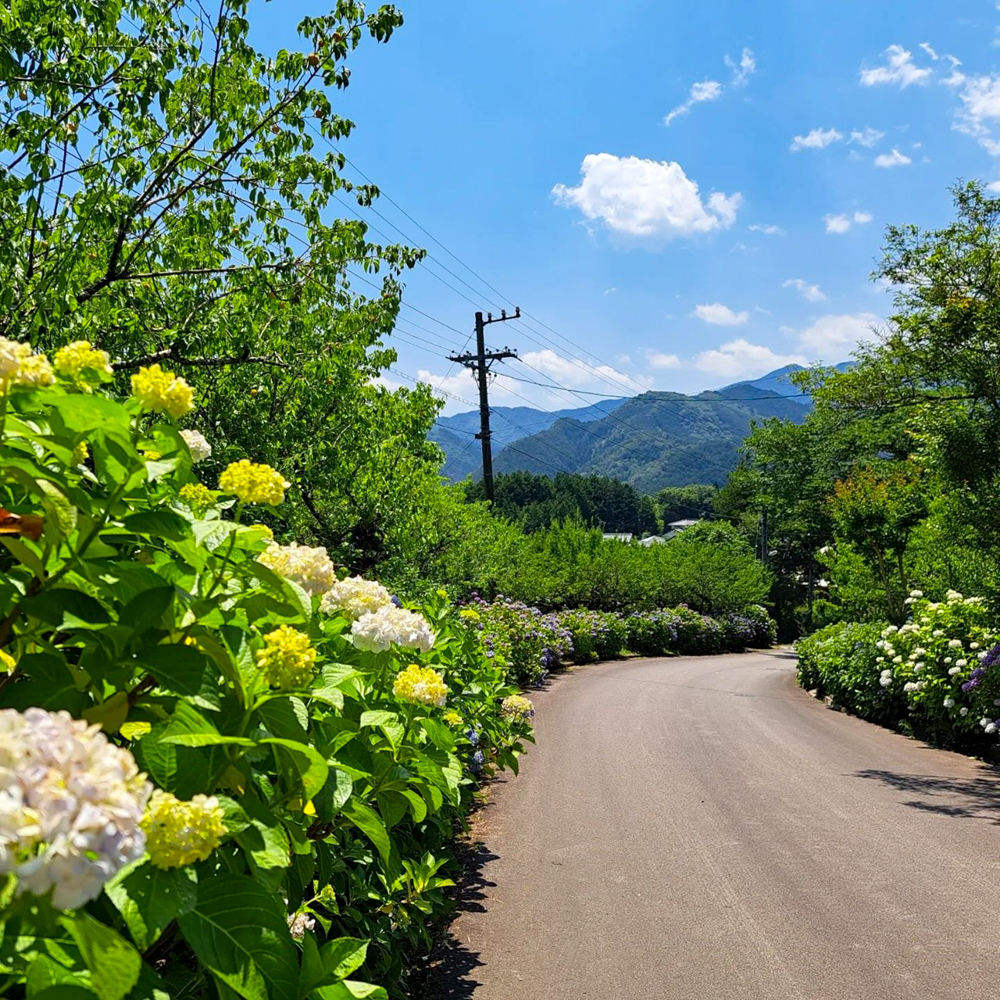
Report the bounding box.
[874,147,913,167]
[850,127,885,147]
[749,223,784,235]
[552,154,741,239]
[665,48,755,125]
[824,211,872,234]
[664,79,723,125]
[955,75,1000,152]
[693,339,808,379]
[604,287,618,295]
[647,351,681,369]
[790,127,844,151]
[783,278,827,303]
[860,44,933,88]
[726,47,756,87]
[987,180,1000,192]
[692,302,749,326]
[795,313,881,357]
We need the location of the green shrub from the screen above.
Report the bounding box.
[0,360,533,999]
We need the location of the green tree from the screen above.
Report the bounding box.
[0,0,443,570]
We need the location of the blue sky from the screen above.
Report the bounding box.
[256,1,1000,413]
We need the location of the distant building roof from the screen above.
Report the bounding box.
[602,532,634,542]
[667,519,700,529]
[638,535,668,547]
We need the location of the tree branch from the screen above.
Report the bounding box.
[111,347,285,371]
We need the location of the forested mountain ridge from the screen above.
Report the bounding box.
[490,384,810,492]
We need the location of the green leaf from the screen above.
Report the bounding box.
[0,536,47,578]
[2,652,85,714]
[162,733,256,748]
[320,938,368,981]
[122,509,192,541]
[310,767,353,822]
[359,711,403,748]
[235,797,290,871]
[105,861,198,951]
[260,738,328,800]
[135,643,219,710]
[23,589,111,630]
[177,873,298,1000]
[120,587,175,637]
[339,799,392,866]
[312,982,387,1000]
[25,955,95,1000]
[60,913,142,1000]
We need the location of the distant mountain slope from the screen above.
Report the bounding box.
[431,398,626,481]
[491,385,810,492]
[723,361,852,403]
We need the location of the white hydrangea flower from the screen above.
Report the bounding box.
[970,642,981,650]
[0,708,151,911]
[180,429,212,463]
[258,542,335,597]
[319,576,392,620]
[892,656,903,664]
[955,659,968,668]
[988,724,998,735]
[980,651,990,661]
[948,639,962,649]
[943,697,955,709]
[914,662,925,672]
[914,648,926,657]
[288,911,316,940]
[0,338,21,379]
[948,666,961,676]
[879,670,893,688]
[944,657,953,665]
[876,656,885,664]
[932,629,944,637]
[350,605,435,653]
[903,682,919,693]
[946,590,964,603]
[909,590,923,598]
[960,707,969,717]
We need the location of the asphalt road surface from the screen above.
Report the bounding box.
[419,650,1000,999]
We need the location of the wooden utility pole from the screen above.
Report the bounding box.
[448,308,519,502]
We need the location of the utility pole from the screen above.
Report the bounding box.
[448,308,519,502]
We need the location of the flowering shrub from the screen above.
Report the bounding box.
[557,608,628,664]
[796,590,1000,746]
[0,364,534,998]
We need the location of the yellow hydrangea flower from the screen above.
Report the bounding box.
[71,441,89,465]
[0,650,15,673]
[130,364,194,419]
[142,789,225,869]
[0,338,54,391]
[443,710,462,726]
[501,694,534,721]
[179,482,216,511]
[53,340,112,390]
[459,608,480,621]
[250,523,274,540]
[219,459,289,505]
[393,663,448,708]
[256,625,316,690]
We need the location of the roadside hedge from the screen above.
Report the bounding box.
[795,590,1000,748]
[0,349,534,1000]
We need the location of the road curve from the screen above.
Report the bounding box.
[419,650,1000,999]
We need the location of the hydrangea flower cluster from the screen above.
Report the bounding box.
[501,694,535,721]
[141,790,225,869]
[179,482,217,511]
[319,576,393,619]
[256,625,317,690]
[219,459,289,505]
[52,340,112,390]
[0,708,151,910]
[0,337,55,391]
[288,911,316,939]
[180,429,212,463]
[258,542,335,597]
[130,364,194,418]
[393,664,449,708]
[350,605,435,653]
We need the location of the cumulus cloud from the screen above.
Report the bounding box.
[790,127,844,151]
[795,313,881,357]
[692,303,749,326]
[665,47,755,125]
[850,127,886,147]
[749,223,784,235]
[874,147,912,167]
[860,44,933,87]
[552,154,741,239]
[647,351,681,369]
[824,211,872,234]
[693,339,808,379]
[783,278,827,303]
[955,74,1000,152]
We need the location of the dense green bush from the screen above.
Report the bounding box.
[795,590,1000,747]
[0,358,534,1000]
[556,609,627,664]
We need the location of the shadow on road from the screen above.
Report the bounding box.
[409,840,500,999]
[854,767,1000,823]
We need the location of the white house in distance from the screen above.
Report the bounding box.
[604,519,702,546]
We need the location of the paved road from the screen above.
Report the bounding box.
[419,650,1000,999]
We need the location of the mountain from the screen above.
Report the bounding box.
[432,364,847,489]
[431,399,626,481]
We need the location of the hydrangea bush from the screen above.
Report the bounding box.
[0,349,535,999]
[796,590,1000,746]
